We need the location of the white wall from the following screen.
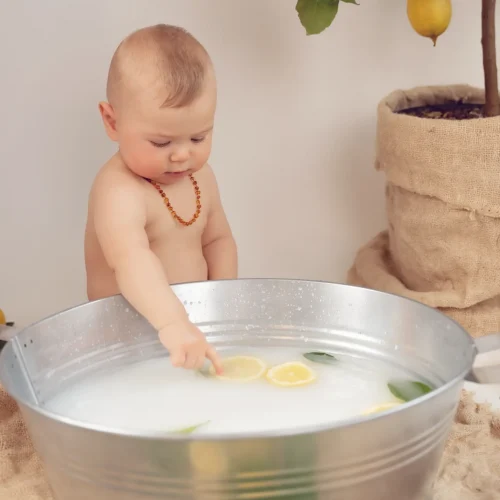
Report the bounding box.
[0,0,491,326]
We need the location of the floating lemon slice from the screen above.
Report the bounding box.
[362,401,404,416]
[266,362,316,388]
[209,356,267,382]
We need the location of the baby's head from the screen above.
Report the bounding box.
[99,24,216,184]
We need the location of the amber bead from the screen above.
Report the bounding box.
[147,173,201,226]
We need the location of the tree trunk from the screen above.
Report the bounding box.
[482,0,500,117]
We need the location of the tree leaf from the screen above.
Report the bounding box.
[303,351,338,365]
[174,421,210,434]
[387,381,433,402]
[340,0,359,4]
[296,0,340,35]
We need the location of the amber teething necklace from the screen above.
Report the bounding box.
[148,174,201,226]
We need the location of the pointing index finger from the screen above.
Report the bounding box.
[206,347,224,375]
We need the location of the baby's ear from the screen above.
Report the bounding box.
[98,101,118,141]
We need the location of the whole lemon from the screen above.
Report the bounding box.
[407,0,452,46]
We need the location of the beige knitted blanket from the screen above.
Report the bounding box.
[0,387,499,499]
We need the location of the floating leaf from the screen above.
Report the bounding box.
[303,351,338,365]
[174,421,210,434]
[296,0,340,35]
[387,380,433,402]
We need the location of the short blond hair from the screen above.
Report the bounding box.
[106,24,210,108]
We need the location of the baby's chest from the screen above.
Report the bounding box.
[145,190,209,245]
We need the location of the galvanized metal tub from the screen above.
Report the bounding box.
[0,279,486,499]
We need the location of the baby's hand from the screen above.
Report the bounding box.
[158,319,223,375]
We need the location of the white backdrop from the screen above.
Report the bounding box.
[0,0,490,325]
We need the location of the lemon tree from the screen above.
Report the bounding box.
[294,0,500,117]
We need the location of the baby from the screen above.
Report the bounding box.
[84,25,237,374]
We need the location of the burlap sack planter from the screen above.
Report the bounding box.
[348,85,500,337]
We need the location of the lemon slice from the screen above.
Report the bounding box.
[266,362,316,387]
[362,401,404,416]
[209,356,267,382]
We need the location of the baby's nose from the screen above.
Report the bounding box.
[170,147,190,163]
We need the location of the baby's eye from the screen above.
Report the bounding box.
[150,140,171,148]
[191,137,205,144]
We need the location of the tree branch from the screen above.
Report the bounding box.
[482,0,500,117]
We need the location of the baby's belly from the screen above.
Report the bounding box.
[87,244,208,302]
[155,245,208,285]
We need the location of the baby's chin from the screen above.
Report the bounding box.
[149,169,193,185]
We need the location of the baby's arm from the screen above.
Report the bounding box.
[92,171,222,372]
[93,173,186,330]
[202,166,238,280]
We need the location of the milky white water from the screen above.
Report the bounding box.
[46,347,411,435]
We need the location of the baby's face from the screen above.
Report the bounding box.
[114,84,216,185]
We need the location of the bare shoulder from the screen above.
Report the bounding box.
[195,164,222,201]
[89,154,147,227]
[90,155,145,208]
[196,163,216,182]
[91,155,141,198]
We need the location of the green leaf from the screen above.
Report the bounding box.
[303,351,338,365]
[173,421,210,434]
[340,0,359,4]
[296,0,340,35]
[387,381,433,402]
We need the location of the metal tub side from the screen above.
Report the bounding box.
[0,279,474,499]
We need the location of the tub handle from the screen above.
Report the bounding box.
[471,332,500,384]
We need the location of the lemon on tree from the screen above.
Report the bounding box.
[407,0,452,46]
